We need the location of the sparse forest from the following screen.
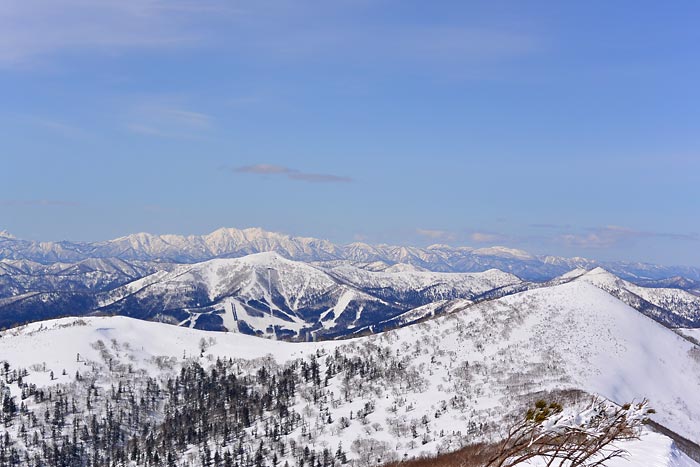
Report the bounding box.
[0,333,488,467]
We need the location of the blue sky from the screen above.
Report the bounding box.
[1,0,699,266]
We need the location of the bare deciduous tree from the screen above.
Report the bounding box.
[486,398,654,467]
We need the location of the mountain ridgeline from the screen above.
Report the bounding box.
[2,227,700,283]
[0,228,699,338]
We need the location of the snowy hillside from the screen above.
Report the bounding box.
[566,267,700,327]
[1,281,698,466]
[0,257,160,298]
[325,265,520,301]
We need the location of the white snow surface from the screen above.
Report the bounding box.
[679,328,700,342]
[471,246,535,260]
[327,264,521,297]
[572,267,700,324]
[517,430,697,467]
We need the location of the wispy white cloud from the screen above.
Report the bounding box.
[559,225,699,249]
[529,223,573,230]
[0,199,81,207]
[416,229,456,242]
[0,0,236,67]
[126,103,213,138]
[234,164,291,175]
[22,117,90,139]
[232,164,352,183]
[470,232,504,243]
[389,26,539,61]
[152,108,211,128]
[126,124,170,137]
[287,172,352,183]
[417,229,517,245]
[245,23,539,73]
[352,233,368,242]
[0,1,540,74]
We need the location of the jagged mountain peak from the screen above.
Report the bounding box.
[112,231,160,242]
[0,229,16,239]
[557,267,590,280]
[578,266,623,284]
[472,245,534,260]
[209,250,313,270]
[587,265,613,274]
[425,243,473,252]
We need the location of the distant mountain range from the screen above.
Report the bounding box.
[0,251,524,338]
[1,227,699,337]
[2,227,699,284]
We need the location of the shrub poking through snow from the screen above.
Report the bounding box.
[485,398,653,467]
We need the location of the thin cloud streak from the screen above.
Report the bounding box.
[558,225,700,249]
[160,109,211,127]
[232,164,352,183]
[416,229,456,242]
[470,232,505,243]
[417,224,700,255]
[248,23,539,67]
[0,0,237,66]
[126,104,214,138]
[0,199,81,207]
[0,1,540,75]
[416,229,514,245]
[235,164,291,175]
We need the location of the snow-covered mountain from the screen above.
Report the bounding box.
[1,281,698,466]
[0,251,525,337]
[324,263,521,304]
[0,227,341,264]
[556,267,700,327]
[2,227,699,284]
[95,252,523,339]
[0,257,163,298]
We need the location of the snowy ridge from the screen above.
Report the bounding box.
[325,265,521,302]
[569,267,700,327]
